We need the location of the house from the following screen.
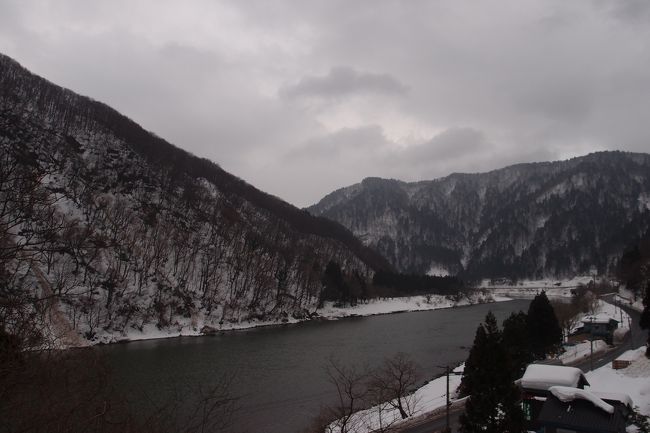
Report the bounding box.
[537,386,632,433]
[519,364,590,430]
[582,314,619,343]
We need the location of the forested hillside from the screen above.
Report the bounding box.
[0,53,390,346]
[309,152,650,280]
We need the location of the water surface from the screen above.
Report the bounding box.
[99,299,530,433]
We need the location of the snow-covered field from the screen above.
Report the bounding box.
[93,292,512,345]
[586,346,650,416]
[327,367,464,433]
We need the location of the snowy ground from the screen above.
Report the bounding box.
[616,287,645,312]
[327,367,464,433]
[559,299,631,364]
[594,299,632,330]
[586,346,650,416]
[483,275,599,299]
[318,293,511,319]
[93,292,512,345]
[560,340,609,364]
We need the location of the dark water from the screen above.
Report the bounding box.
[98,299,530,433]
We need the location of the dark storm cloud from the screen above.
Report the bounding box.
[1,0,649,206]
[281,67,408,99]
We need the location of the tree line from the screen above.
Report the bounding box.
[459,292,562,432]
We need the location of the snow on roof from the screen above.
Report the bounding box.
[590,391,634,408]
[549,386,614,414]
[582,314,617,324]
[521,364,588,391]
[615,349,641,363]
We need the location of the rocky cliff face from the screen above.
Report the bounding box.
[0,53,388,345]
[309,152,650,279]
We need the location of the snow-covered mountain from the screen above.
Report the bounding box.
[308,152,650,279]
[0,53,389,345]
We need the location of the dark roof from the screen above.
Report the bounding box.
[538,395,629,433]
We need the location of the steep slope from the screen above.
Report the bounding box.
[0,53,389,345]
[309,153,650,279]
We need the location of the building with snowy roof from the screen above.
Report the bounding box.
[520,364,589,393]
[537,386,632,433]
[519,364,590,430]
[581,314,619,343]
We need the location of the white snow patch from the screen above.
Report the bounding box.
[617,288,645,312]
[520,364,587,391]
[93,294,512,345]
[638,193,650,211]
[318,293,511,319]
[617,350,643,363]
[560,340,609,364]
[586,346,650,416]
[549,386,614,414]
[426,264,450,277]
[481,275,596,291]
[591,391,634,408]
[327,366,464,433]
[582,313,618,325]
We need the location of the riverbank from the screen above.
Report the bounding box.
[327,364,466,433]
[89,291,512,346]
[481,275,597,299]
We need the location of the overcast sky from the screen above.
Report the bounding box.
[1,0,649,206]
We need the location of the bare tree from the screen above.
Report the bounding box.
[324,358,370,433]
[369,353,419,420]
[551,300,582,342]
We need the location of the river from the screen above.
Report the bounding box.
[98,299,530,433]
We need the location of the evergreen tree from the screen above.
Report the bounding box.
[527,291,562,359]
[321,261,350,305]
[459,312,525,433]
[458,323,487,398]
[640,284,650,358]
[502,311,533,378]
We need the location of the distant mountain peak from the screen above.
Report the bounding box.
[309,151,650,279]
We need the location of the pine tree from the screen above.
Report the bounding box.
[458,323,487,398]
[459,312,525,433]
[502,311,533,378]
[527,291,563,359]
[640,284,650,358]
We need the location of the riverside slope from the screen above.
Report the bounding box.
[0,53,389,347]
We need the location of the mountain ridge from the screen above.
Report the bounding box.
[0,52,390,346]
[308,151,650,279]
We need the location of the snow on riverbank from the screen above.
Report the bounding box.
[483,275,597,299]
[318,292,511,319]
[586,346,650,416]
[327,367,464,433]
[92,292,512,345]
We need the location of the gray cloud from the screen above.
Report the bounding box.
[1,0,649,207]
[281,66,408,99]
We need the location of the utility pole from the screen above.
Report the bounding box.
[437,365,453,433]
[446,365,450,433]
[590,316,594,371]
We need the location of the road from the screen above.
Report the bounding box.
[396,298,644,433]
